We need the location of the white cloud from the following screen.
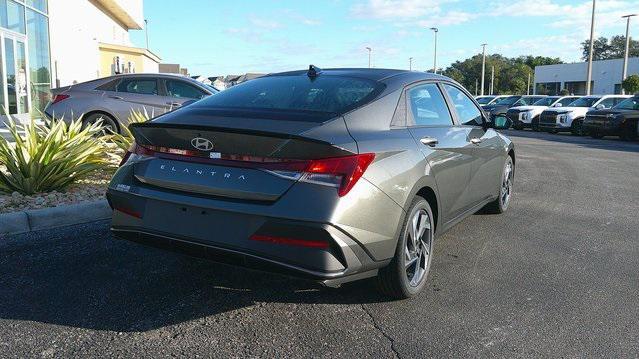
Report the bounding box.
[351,0,453,19]
[248,17,282,30]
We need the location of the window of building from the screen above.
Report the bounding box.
[443,84,483,126]
[26,7,50,114]
[406,83,453,126]
[0,0,26,33]
[535,82,561,95]
[26,0,46,13]
[166,80,206,99]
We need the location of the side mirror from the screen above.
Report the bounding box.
[489,115,512,130]
[595,104,605,110]
[553,103,563,107]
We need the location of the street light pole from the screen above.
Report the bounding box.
[586,0,596,95]
[366,47,372,68]
[621,14,637,94]
[430,28,438,73]
[144,19,149,50]
[409,57,413,71]
[480,43,487,96]
[490,65,494,95]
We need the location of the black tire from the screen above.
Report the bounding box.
[620,122,638,141]
[83,112,119,135]
[483,156,514,214]
[571,119,585,136]
[376,197,434,299]
[513,123,524,131]
[531,118,540,132]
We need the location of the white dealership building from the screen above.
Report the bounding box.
[534,57,639,95]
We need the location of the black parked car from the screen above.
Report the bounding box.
[583,96,639,140]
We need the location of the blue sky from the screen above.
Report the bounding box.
[130,0,639,76]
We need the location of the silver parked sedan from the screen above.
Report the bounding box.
[44,73,218,133]
[107,67,515,299]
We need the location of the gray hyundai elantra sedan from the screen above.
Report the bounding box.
[107,66,515,298]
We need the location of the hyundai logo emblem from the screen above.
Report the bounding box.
[191,137,214,151]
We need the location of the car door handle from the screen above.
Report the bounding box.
[166,102,181,107]
[470,138,482,145]
[420,137,439,147]
[108,95,123,100]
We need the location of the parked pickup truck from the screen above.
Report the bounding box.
[482,95,546,123]
[539,95,630,135]
[507,96,580,131]
[583,95,639,140]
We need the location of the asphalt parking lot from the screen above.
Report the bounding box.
[1,130,638,358]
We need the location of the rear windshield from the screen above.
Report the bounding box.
[191,75,384,121]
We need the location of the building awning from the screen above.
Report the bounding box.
[94,0,144,29]
[99,43,162,63]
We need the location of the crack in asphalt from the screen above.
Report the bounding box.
[361,304,400,359]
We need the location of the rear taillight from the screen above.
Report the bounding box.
[126,143,375,197]
[302,154,375,196]
[249,234,329,249]
[50,94,70,105]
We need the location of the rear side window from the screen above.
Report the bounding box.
[443,84,483,126]
[116,78,158,95]
[95,79,118,91]
[166,80,207,99]
[192,75,383,120]
[406,83,453,126]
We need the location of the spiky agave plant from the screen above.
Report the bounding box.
[0,117,109,195]
[108,108,151,154]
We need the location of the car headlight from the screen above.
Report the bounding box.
[557,114,568,123]
[522,112,530,120]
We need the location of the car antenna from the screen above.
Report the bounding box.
[307,65,322,79]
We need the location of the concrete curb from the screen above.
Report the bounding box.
[0,200,111,236]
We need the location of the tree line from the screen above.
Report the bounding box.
[441,36,637,95]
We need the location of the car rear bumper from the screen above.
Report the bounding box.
[106,188,389,285]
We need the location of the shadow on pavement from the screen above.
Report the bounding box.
[0,220,391,332]
[501,129,639,153]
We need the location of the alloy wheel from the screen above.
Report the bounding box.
[501,160,513,208]
[404,208,432,287]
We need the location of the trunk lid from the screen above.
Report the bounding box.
[128,108,357,201]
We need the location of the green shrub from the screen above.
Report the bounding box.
[622,74,639,95]
[0,117,109,195]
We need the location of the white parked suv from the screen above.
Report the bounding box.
[507,96,581,131]
[539,95,630,135]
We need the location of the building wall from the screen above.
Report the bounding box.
[48,0,142,86]
[98,43,160,77]
[534,58,639,95]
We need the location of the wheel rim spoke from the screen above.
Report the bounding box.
[405,207,432,287]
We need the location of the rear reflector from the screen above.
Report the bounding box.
[249,234,329,249]
[114,206,142,219]
[128,143,375,197]
[50,94,70,105]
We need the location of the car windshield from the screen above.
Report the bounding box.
[493,96,520,105]
[568,97,600,107]
[476,96,495,104]
[533,97,558,106]
[613,97,639,110]
[192,74,383,120]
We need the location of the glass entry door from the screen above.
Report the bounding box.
[0,31,29,116]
